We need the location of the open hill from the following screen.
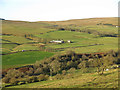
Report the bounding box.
[41,17,118,26]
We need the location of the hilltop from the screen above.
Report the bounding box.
[40,17,118,26]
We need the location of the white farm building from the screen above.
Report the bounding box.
[50,40,64,43]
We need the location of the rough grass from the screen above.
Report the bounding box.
[44,17,118,26]
[2,44,18,50]
[2,35,33,44]
[2,20,56,36]
[2,51,54,69]
[7,69,118,88]
[13,44,40,51]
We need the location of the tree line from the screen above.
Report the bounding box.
[2,50,119,86]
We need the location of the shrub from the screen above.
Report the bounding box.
[32,76,39,82]
[82,55,88,60]
[54,74,63,80]
[33,61,42,69]
[6,69,24,79]
[81,68,90,73]
[62,70,67,75]
[9,78,19,85]
[78,61,88,69]
[2,77,10,83]
[67,68,76,73]
[26,77,34,83]
[25,68,34,76]
[34,68,43,75]
[37,74,46,81]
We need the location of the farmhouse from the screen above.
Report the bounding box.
[50,40,64,43]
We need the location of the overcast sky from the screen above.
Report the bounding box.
[0,0,119,21]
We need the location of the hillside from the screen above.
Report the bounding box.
[7,69,118,88]
[2,51,119,88]
[2,17,118,68]
[41,17,118,26]
[1,17,119,89]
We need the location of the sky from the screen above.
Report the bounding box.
[0,0,119,21]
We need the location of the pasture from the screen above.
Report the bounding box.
[2,51,54,69]
[35,30,118,53]
[2,18,118,69]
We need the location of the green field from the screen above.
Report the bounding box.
[35,30,118,53]
[12,44,40,51]
[2,35,33,44]
[2,51,54,69]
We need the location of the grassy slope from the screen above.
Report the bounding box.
[2,35,33,44]
[43,17,118,26]
[36,30,118,53]
[2,17,118,67]
[2,51,54,69]
[8,69,118,88]
[12,44,40,51]
[2,20,56,36]
[2,20,57,53]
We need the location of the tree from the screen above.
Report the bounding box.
[10,78,19,85]
[92,55,102,74]
[100,54,116,74]
[62,70,67,75]
[78,61,88,69]
[26,68,34,76]
[49,60,61,76]
[2,77,10,83]
[34,61,42,69]
[6,69,23,79]
[82,55,88,60]
[34,68,43,75]
[37,74,46,81]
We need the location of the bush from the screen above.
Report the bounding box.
[67,68,76,73]
[81,68,90,73]
[54,74,63,80]
[34,68,43,75]
[26,77,34,83]
[37,74,46,81]
[6,69,23,79]
[32,76,39,82]
[62,70,67,75]
[2,77,10,83]
[25,68,34,76]
[78,61,88,69]
[9,78,19,85]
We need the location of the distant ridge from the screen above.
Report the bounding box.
[40,17,118,26]
[0,18,5,20]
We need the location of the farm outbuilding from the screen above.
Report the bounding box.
[50,40,64,43]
